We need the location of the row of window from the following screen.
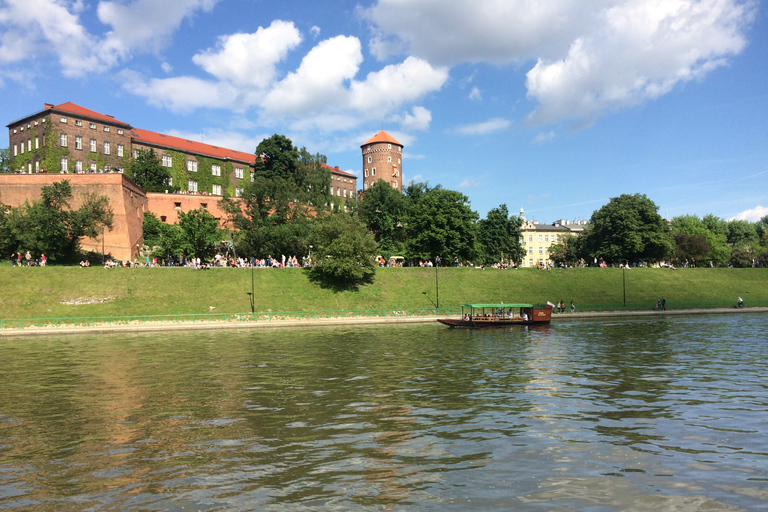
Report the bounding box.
[528,246,550,255]
[59,134,124,156]
[363,180,398,190]
[366,155,401,164]
[59,116,125,135]
[58,158,123,173]
[331,187,349,197]
[526,234,563,243]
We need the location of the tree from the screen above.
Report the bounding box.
[406,187,479,263]
[583,193,674,264]
[308,212,379,286]
[361,180,407,257]
[178,208,222,259]
[2,181,113,263]
[476,204,524,265]
[127,148,173,192]
[672,214,730,266]
[549,234,583,267]
[726,219,758,250]
[0,147,10,173]
[673,233,711,265]
[252,134,300,181]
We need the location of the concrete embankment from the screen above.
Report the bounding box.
[1,307,766,338]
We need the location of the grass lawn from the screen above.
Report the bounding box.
[0,264,766,320]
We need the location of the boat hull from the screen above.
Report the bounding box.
[438,307,552,328]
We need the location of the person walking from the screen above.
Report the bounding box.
[738,296,744,308]
[25,251,31,266]
[570,300,575,314]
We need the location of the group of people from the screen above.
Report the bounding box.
[11,251,46,267]
[552,300,575,313]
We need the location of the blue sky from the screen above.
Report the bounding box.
[1,0,766,222]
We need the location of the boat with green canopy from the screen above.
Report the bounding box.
[438,303,552,328]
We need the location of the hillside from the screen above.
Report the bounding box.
[1,265,766,321]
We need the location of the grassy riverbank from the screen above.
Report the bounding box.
[1,265,767,320]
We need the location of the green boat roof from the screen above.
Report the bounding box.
[462,303,533,308]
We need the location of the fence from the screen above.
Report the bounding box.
[1,300,765,331]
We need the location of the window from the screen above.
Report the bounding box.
[90,162,97,172]
[212,184,222,195]
[367,157,372,163]
[75,160,83,172]
[117,144,123,157]
[391,181,397,189]
[545,235,549,242]
[35,161,39,172]
[372,167,376,176]
[117,129,123,135]
[388,144,391,149]
[529,247,533,254]
[103,126,110,132]
[75,120,82,127]
[364,181,369,190]
[388,156,391,162]
[343,189,347,198]
[60,133,67,147]
[211,164,221,176]
[235,187,243,197]
[235,167,244,179]
[89,123,96,129]
[75,136,82,150]
[250,172,254,182]
[545,247,549,254]
[90,139,96,152]
[398,158,401,164]
[337,188,341,196]
[27,139,31,151]
[529,259,533,267]
[162,154,172,167]
[60,116,67,123]
[201,203,208,210]
[538,235,543,242]
[35,137,39,149]
[20,143,24,155]
[103,142,111,155]
[160,216,167,222]
[365,169,369,177]
[188,179,198,192]
[528,235,533,242]
[187,160,197,172]
[133,149,139,159]
[13,144,16,156]
[174,202,181,209]
[539,247,543,254]
[60,157,68,172]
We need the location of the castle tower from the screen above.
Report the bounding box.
[361,130,403,192]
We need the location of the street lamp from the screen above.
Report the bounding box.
[435,258,439,310]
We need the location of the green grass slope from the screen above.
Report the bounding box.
[0,265,765,320]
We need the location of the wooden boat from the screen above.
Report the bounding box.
[438,303,552,328]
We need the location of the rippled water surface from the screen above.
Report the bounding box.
[1,314,767,511]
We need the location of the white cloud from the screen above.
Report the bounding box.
[732,205,768,222]
[161,62,173,73]
[534,131,556,143]
[364,0,756,126]
[192,20,301,89]
[456,117,511,135]
[460,179,482,188]
[0,0,219,76]
[310,25,321,38]
[469,87,482,101]
[399,106,432,131]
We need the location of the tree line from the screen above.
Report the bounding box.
[3,137,767,278]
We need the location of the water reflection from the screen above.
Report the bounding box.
[1,315,767,510]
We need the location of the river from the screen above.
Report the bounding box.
[1,313,767,511]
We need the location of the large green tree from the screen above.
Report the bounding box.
[671,214,730,266]
[584,193,674,264]
[406,186,479,263]
[0,147,10,173]
[178,208,222,259]
[476,204,524,265]
[253,134,300,181]
[308,212,378,286]
[361,180,407,257]
[127,148,173,192]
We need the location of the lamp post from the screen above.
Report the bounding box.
[250,260,255,314]
[435,259,439,310]
[102,225,105,266]
[623,266,626,307]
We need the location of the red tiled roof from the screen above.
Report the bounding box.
[322,163,356,178]
[131,128,257,164]
[362,130,402,147]
[52,102,131,127]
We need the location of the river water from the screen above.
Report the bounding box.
[1,314,767,511]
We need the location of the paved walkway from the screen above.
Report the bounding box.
[1,307,766,338]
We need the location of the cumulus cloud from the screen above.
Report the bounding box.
[456,118,511,135]
[732,205,768,222]
[363,0,756,126]
[192,20,301,89]
[0,0,219,76]
[399,106,432,131]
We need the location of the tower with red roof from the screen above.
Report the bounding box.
[361,130,402,192]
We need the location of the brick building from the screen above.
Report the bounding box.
[361,130,403,192]
[3,101,358,258]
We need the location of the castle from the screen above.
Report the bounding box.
[3,102,373,260]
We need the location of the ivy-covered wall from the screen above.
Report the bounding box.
[164,149,241,197]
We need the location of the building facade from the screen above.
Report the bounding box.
[519,208,588,267]
[361,130,403,192]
